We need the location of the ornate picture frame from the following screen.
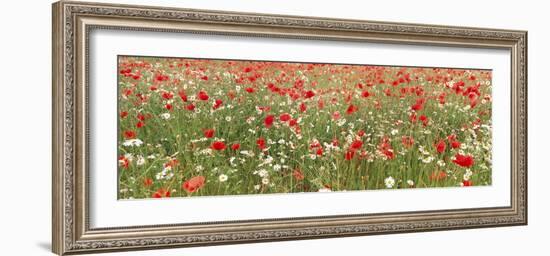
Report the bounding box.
[52,1,527,255]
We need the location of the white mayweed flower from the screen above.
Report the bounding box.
[463,169,473,181]
[258,155,274,167]
[155,168,174,180]
[225,116,232,122]
[229,157,237,167]
[407,180,414,186]
[318,187,332,192]
[235,85,241,92]
[160,112,171,120]
[240,150,255,157]
[437,159,446,167]
[254,185,261,190]
[257,169,269,178]
[273,164,282,172]
[278,139,286,144]
[261,177,270,185]
[384,176,395,188]
[136,155,145,166]
[190,138,208,143]
[336,118,347,127]
[195,165,204,172]
[218,174,228,182]
[147,154,156,159]
[198,148,213,155]
[391,129,399,135]
[246,116,256,124]
[421,156,435,163]
[122,139,144,147]
[248,129,256,134]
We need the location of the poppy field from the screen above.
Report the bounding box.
[117,56,492,200]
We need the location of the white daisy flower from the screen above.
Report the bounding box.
[384,176,395,188]
[218,174,228,182]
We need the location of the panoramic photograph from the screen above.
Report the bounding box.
[117,56,492,199]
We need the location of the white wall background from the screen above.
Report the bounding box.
[0,0,547,255]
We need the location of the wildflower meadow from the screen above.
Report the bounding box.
[117,56,492,199]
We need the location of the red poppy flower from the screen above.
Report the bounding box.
[279,113,291,122]
[304,90,315,99]
[361,90,371,98]
[409,112,417,123]
[201,75,209,81]
[204,129,215,138]
[436,139,446,154]
[182,176,206,193]
[118,155,129,169]
[332,111,341,120]
[213,99,223,109]
[197,91,209,101]
[231,143,241,150]
[155,74,169,82]
[350,140,363,150]
[264,115,274,128]
[401,136,414,148]
[137,113,146,121]
[293,169,305,180]
[136,121,144,128]
[165,103,173,110]
[289,119,298,127]
[462,180,473,186]
[299,102,307,112]
[186,104,196,111]
[346,104,358,115]
[447,134,457,141]
[345,150,355,160]
[419,115,429,126]
[381,149,394,159]
[256,137,266,150]
[123,130,136,139]
[411,98,425,111]
[357,130,366,137]
[120,111,128,118]
[152,188,171,198]
[316,148,323,156]
[453,153,474,168]
[143,178,153,187]
[451,140,461,149]
[245,87,255,93]
[429,171,447,181]
[164,159,179,169]
[211,141,226,151]
[378,137,395,160]
[178,90,188,102]
[161,91,173,100]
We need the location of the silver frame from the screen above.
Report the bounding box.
[52,1,527,255]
